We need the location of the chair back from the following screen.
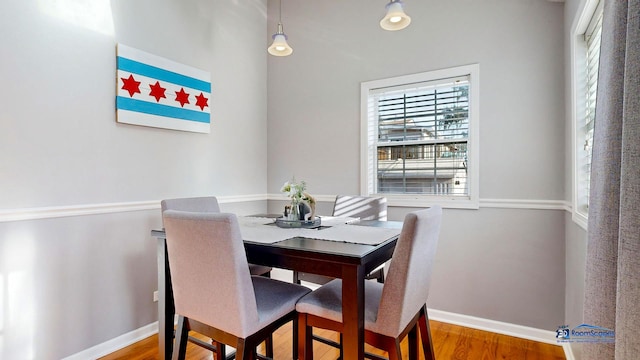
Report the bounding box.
[161,196,221,213]
[162,210,260,337]
[376,206,442,337]
[332,195,387,220]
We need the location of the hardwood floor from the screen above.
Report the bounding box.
[99,320,566,360]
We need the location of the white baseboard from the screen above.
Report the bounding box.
[427,309,571,358]
[563,342,576,360]
[61,322,158,360]
[429,309,575,359]
[68,310,574,360]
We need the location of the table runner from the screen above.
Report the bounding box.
[238,216,400,246]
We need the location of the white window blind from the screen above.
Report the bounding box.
[580,1,603,214]
[372,77,469,196]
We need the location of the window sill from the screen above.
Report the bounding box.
[378,194,479,210]
[572,209,588,231]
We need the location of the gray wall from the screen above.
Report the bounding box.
[402,206,566,330]
[0,0,268,358]
[267,0,567,330]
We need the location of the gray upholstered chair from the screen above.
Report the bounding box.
[161,196,273,358]
[163,210,311,360]
[161,196,272,277]
[295,206,442,360]
[293,195,388,285]
[331,195,388,221]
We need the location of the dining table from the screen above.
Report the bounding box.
[151,214,402,360]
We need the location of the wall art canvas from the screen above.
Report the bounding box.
[116,43,211,133]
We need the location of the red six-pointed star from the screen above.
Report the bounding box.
[175,88,190,107]
[195,92,209,111]
[121,74,141,97]
[149,81,167,102]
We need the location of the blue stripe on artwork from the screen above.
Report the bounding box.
[116,97,210,124]
[117,57,211,92]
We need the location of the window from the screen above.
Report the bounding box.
[573,0,602,228]
[361,64,479,209]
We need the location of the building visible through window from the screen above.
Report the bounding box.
[375,83,469,196]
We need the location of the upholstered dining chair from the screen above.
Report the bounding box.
[293,195,388,285]
[163,210,311,360]
[161,196,273,278]
[295,206,442,360]
[161,196,273,358]
[331,195,388,221]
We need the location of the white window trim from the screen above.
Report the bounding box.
[570,0,602,230]
[360,64,480,209]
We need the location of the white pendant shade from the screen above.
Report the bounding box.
[380,0,411,31]
[268,26,293,56]
[269,0,293,57]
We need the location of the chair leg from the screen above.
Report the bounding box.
[387,339,402,360]
[418,305,435,360]
[264,335,274,358]
[293,271,301,284]
[236,338,251,360]
[408,324,419,360]
[292,316,298,359]
[172,316,189,360]
[298,313,313,360]
[212,340,225,360]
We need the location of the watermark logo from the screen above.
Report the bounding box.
[556,325,570,340]
[556,324,615,343]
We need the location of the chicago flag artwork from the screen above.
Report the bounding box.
[116,43,211,133]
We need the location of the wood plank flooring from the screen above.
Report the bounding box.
[99,320,566,360]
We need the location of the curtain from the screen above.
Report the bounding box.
[583,0,640,359]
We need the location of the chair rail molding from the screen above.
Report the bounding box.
[479,198,570,211]
[1,195,570,223]
[0,201,161,222]
[270,193,569,211]
[0,194,266,222]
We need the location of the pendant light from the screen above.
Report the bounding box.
[380,0,411,31]
[268,0,293,56]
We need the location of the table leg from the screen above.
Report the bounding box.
[341,265,366,360]
[157,237,175,360]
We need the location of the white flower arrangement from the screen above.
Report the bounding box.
[281,177,316,220]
